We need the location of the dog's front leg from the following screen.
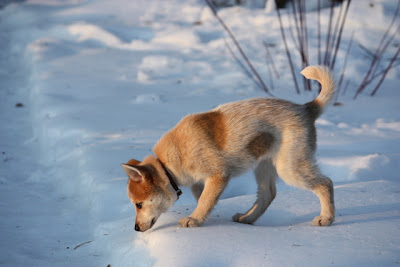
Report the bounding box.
[179,174,228,228]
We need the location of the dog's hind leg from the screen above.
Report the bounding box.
[233,159,278,224]
[309,174,335,226]
[276,149,335,226]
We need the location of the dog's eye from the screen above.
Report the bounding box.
[135,202,143,209]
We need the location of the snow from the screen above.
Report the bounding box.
[0,0,399,266]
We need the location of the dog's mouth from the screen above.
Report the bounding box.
[135,218,157,232]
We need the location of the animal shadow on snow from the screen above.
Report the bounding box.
[143,200,399,232]
[334,203,399,225]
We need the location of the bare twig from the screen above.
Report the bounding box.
[365,61,400,86]
[324,0,335,66]
[298,0,311,91]
[224,39,263,90]
[276,6,300,94]
[370,0,400,76]
[358,43,377,59]
[342,79,351,96]
[204,0,273,96]
[330,0,352,70]
[300,0,309,67]
[287,11,301,52]
[354,24,400,98]
[266,55,275,90]
[74,240,92,250]
[370,45,400,96]
[354,0,400,98]
[290,0,301,52]
[317,0,321,65]
[290,0,310,91]
[335,32,354,102]
[329,1,344,52]
[263,41,280,79]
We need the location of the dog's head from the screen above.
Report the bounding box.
[121,157,177,232]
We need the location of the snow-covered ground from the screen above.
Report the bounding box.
[1,0,399,266]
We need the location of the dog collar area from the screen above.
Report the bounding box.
[158,159,182,199]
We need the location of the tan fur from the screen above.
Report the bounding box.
[247,132,275,158]
[190,111,227,149]
[122,65,336,231]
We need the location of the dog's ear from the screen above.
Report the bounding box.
[121,163,144,182]
[126,159,141,165]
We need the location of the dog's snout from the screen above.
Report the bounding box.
[134,224,141,232]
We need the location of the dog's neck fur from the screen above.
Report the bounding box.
[140,155,182,201]
[157,158,182,199]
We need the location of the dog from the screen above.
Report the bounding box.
[122,65,335,232]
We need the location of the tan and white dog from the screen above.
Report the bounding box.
[122,65,335,232]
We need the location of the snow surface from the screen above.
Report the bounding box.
[1,0,399,266]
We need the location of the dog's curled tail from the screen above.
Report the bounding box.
[301,65,335,118]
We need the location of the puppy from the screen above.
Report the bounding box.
[122,65,335,232]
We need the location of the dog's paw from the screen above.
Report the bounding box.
[312,215,334,226]
[232,213,254,224]
[179,217,200,228]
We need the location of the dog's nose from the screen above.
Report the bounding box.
[134,224,141,232]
